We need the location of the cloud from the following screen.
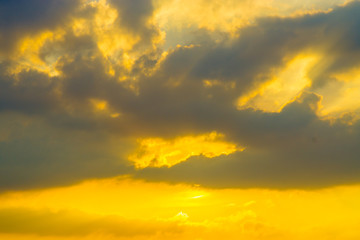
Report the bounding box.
[1,1,360,190]
[109,0,154,31]
[0,0,81,55]
[135,92,360,189]
[0,112,132,192]
[0,206,282,240]
[107,0,161,51]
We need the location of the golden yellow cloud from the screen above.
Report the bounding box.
[129,132,242,168]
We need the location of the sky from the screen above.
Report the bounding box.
[1,0,360,239]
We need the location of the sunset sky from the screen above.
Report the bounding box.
[1,0,360,239]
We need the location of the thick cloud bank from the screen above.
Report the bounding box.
[1,0,360,190]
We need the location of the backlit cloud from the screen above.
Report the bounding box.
[1,0,360,192]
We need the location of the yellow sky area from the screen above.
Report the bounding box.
[154,0,263,35]
[237,54,319,112]
[128,132,242,168]
[317,67,360,118]
[153,0,346,39]
[0,177,360,239]
[0,177,208,219]
[235,53,360,119]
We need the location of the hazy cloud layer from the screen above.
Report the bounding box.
[0,208,185,237]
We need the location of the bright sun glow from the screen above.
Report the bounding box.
[1,178,360,240]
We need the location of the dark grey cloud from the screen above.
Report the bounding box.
[135,93,360,189]
[0,85,136,192]
[0,0,81,55]
[108,0,160,48]
[0,67,61,114]
[109,0,154,31]
[0,112,133,192]
[1,1,360,190]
